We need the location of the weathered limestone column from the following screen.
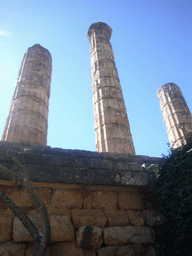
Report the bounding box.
[87,22,135,154]
[2,44,52,145]
[158,83,192,149]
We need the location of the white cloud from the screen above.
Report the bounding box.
[0,31,11,37]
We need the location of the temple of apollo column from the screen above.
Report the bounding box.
[158,83,192,149]
[87,22,135,154]
[1,44,52,145]
[3,25,191,153]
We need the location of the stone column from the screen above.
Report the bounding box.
[157,83,192,149]
[87,22,135,154]
[2,44,52,145]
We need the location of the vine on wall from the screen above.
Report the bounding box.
[154,137,192,256]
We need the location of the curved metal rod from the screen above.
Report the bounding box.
[0,149,50,256]
[0,189,40,241]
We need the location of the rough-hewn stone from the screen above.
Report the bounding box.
[49,215,74,242]
[0,216,13,243]
[103,226,135,246]
[35,187,51,207]
[145,246,158,256]
[71,209,107,228]
[25,243,49,256]
[0,242,26,256]
[131,227,155,245]
[47,207,70,216]
[113,171,147,186]
[49,242,84,256]
[0,206,15,217]
[84,191,118,210]
[91,159,113,169]
[0,141,161,186]
[51,189,83,209]
[115,162,142,171]
[104,210,129,226]
[146,210,164,226]
[157,83,192,149]
[103,226,155,246]
[83,191,94,209]
[76,225,103,249]
[13,210,43,242]
[119,192,145,210]
[126,210,145,226]
[0,140,162,255]
[13,210,74,242]
[97,245,147,256]
[0,186,33,207]
[87,22,135,154]
[1,44,52,145]
[84,250,97,256]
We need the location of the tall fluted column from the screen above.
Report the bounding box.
[2,44,52,145]
[87,22,135,154]
[158,83,192,149]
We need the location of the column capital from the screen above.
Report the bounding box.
[28,44,51,56]
[87,22,112,43]
[157,83,182,101]
[158,82,179,93]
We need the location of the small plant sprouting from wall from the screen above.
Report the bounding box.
[154,137,192,256]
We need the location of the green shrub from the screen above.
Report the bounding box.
[154,139,192,256]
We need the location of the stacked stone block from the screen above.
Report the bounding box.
[158,83,192,149]
[2,44,52,145]
[0,142,161,255]
[0,184,161,256]
[87,22,135,154]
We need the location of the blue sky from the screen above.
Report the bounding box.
[0,0,191,157]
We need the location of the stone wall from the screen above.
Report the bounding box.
[0,142,162,256]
